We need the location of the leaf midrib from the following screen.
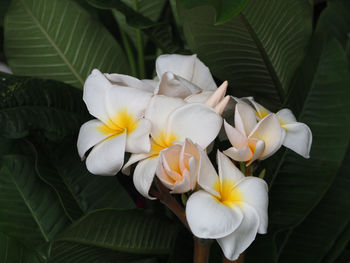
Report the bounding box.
[19,0,84,86]
[238,13,285,103]
[4,164,50,242]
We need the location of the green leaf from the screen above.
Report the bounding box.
[316,0,350,49]
[112,0,167,47]
[268,39,350,232]
[322,223,350,263]
[277,145,350,262]
[0,73,89,141]
[87,0,158,28]
[178,0,248,24]
[0,154,70,250]
[0,0,11,26]
[180,0,312,110]
[0,232,41,263]
[49,209,179,262]
[49,139,136,214]
[4,0,129,88]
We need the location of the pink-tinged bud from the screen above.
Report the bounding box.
[156,139,201,194]
[205,81,229,115]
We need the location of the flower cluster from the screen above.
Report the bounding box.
[77,54,312,260]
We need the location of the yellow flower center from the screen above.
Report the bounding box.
[151,131,179,156]
[98,109,138,138]
[213,178,243,208]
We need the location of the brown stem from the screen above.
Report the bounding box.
[222,253,244,263]
[194,237,213,263]
[150,180,190,230]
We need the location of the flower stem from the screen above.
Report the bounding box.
[193,237,213,263]
[150,179,190,230]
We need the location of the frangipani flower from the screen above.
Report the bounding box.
[244,98,312,158]
[155,54,217,98]
[156,139,204,194]
[186,151,268,261]
[224,103,285,165]
[123,95,223,198]
[77,69,152,175]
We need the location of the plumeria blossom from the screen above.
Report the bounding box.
[123,95,223,199]
[156,139,205,194]
[0,62,12,74]
[224,102,285,165]
[151,54,217,98]
[186,151,268,261]
[77,69,153,175]
[242,98,312,158]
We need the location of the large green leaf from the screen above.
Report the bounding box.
[179,0,248,24]
[112,0,167,48]
[0,73,89,141]
[49,209,179,262]
[0,232,40,263]
[246,38,350,263]
[4,0,129,88]
[268,38,350,231]
[277,146,350,262]
[0,154,70,251]
[316,0,350,49]
[180,0,312,110]
[49,139,136,214]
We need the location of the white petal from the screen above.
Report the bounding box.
[156,54,217,91]
[249,114,285,159]
[224,120,247,149]
[106,85,152,120]
[122,152,152,175]
[0,62,12,74]
[133,156,159,199]
[217,151,245,185]
[83,69,110,123]
[223,146,252,162]
[77,119,112,159]
[186,190,243,239]
[171,168,192,194]
[185,91,214,104]
[86,131,126,176]
[246,138,265,166]
[125,119,151,153]
[246,98,271,119]
[145,95,186,137]
[276,108,296,124]
[158,72,201,98]
[197,147,220,197]
[167,103,222,149]
[235,103,257,136]
[234,177,268,233]
[104,73,154,93]
[217,204,260,261]
[282,123,312,158]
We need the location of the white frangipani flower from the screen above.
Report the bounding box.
[224,103,285,165]
[77,69,153,175]
[156,139,207,194]
[154,54,217,98]
[123,95,223,199]
[243,98,312,158]
[186,151,268,261]
[0,62,12,74]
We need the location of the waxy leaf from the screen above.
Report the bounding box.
[179,0,248,24]
[50,209,179,262]
[0,154,70,250]
[180,0,312,110]
[0,232,40,263]
[4,0,129,88]
[278,146,350,262]
[0,74,89,141]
